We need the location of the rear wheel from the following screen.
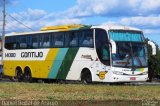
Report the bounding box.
[24,67,32,82]
[81,70,92,84]
[0,73,3,80]
[16,68,23,82]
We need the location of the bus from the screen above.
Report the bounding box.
[0,39,3,80]
[3,24,156,83]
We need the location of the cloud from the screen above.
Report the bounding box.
[143,29,160,35]
[60,0,160,18]
[3,0,160,37]
[102,16,160,35]
[120,16,160,29]
[44,18,82,26]
[61,0,118,18]
[3,0,160,20]
[10,8,47,21]
[5,8,83,32]
[139,0,160,14]
[102,16,160,29]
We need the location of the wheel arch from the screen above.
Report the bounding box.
[23,66,33,82]
[24,66,32,75]
[81,67,93,81]
[15,66,23,75]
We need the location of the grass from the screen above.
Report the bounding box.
[0,82,160,100]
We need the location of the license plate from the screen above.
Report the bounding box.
[130,77,136,80]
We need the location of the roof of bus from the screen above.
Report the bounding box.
[92,24,141,31]
[5,24,141,36]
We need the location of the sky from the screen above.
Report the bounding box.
[0,0,160,47]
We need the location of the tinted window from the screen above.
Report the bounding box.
[5,36,18,49]
[27,35,32,49]
[95,29,110,65]
[79,30,93,47]
[65,31,79,47]
[39,34,50,48]
[19,36,27,49]
[70,32,78,47]
[52,32,64,47]
[5,37,12,49]
[65,32,70,47]
[5,30,94,50]
[32,35,39,48]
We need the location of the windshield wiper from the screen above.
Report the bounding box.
[125,54,131,67]
[134,48,143,67]
[125,43,132,67]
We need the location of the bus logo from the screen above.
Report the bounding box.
[97,71,107,80]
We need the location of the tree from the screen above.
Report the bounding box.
[147,38,160,81]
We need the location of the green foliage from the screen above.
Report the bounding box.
[147,39,160,78]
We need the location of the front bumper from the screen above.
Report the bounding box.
[108,74,148,82]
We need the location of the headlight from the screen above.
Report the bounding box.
[113,71,124,75]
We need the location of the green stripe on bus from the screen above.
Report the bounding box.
[48,48,69,79]
[56,48,79,79]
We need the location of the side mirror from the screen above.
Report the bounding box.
[148,41,156,55]
[110,40,117,54]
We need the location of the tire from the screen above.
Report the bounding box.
[0,73,3,80]
[81,70,92,84]
[9,77,17,82]
[24,68,32,83]
[16,68,24,82]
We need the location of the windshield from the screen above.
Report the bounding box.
[109,30,148,68]
[112,42,148,68]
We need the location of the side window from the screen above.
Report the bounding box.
[53,32,64,47]
[102,44,109,61]
[32,35,39,48]
[27,35,32,49]
[79,29,93,47]
[43,34,50,48]
[65,32,69,47]
[40,34,50,48]
[95,29,110,65]
[70,32,78,47]
[65,31,79,47]
[5,36,17,50]
[19,36,27,49]
[39,34,43,48]
[5,37,12,49]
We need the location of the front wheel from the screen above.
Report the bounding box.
[81,70,92,84]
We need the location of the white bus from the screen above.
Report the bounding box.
[3,24,156,83]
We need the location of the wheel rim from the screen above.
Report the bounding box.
[24,70,32,82]
[25,73,31,81]
[81,72,92,84]
[86,74,92,83]
[17,70,23,82]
